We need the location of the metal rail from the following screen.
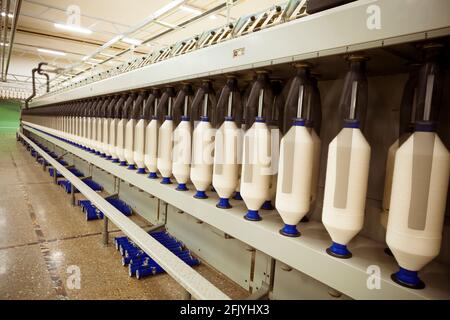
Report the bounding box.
[19,129,230,301]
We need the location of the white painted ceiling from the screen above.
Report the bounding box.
[3,0,286,97]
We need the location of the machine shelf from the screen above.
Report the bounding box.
[29,0,450,108]
[20,128,229,300]
[23,123,450,300]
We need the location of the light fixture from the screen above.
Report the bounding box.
[0,42,9,46]
[122,37,143,46]
[153,0,185,19]
[209,15,218,20]
[179,5,202,15]
[99,52,116,58]
[1,12,14,18]
[37,48,66,56]
[82,56,103,63]
[54,23,93,34]
[105,35,123,47]
[157,20,179,29]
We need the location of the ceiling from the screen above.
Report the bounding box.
[1,0,285,99]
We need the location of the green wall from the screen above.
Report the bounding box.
[0,100,21,133]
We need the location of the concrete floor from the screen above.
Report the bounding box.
[0,131,248,300]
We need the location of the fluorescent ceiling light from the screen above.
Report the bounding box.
[37,48,66,56]
[209,15,218,20]
[179,5,202,15]
[98,52,116,58]
[122,37,143,46]
[1,12,14,18]
[105,35,123,47]
[82,57,103,63]
[54,23,93,34]
[157,20,179,29]
[153,0,185,19]
[0,42,9,46]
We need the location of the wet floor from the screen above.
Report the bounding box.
[0,131,248,300]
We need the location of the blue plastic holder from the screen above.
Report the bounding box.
[49,167,62,178]
[244,210,262,221]
[148,172,158,179]
[107,198,132,216]
[326,242,352,259]
[233,191,243,200]
[127,164,136,170]
[84,179,103,192]
[58,180,72,193]
[119,161,127,166]
[78,200,103,221]
[118,231,200,279]
[176,183,188,191]
[52,167,84,179]
[194,190,208,199]
[261,200,274,210]
[37,158,48,166]
[216,198,231,209]
[280,224,301,237]
[161,177,171,184]
[136,168,146,174]
[391,268,425,289]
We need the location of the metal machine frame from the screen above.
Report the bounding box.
[20,0,450,300]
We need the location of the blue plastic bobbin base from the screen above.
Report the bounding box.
[100,153,107,158]
[384,247,394,257]
[233,191,243,200]
[95,151,101,155]
[326,242,352,259]
[119,161,127,166]
[161,177,172,184]
[127,164,136,170]
[216,198,231,209]
[148,172,158,179]
[194,190,208,199]
[136,168,146,174]
[391,268,425,289]
[279,224,300,237]
[244,210,262,221]
[112,158,119,163]
[261,200,274,210]
[176,183,188,191]
[106,155,112,160]
[90,149,96,153]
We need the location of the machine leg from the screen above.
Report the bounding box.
[71,186,76,206]
[103,216,109,245]
[53,167,57,184]
[183,290,191,300]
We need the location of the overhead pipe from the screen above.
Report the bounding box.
[37,68,50,93]
[24,62,48,109]
[1,0,11,80]
[4,0,22,82]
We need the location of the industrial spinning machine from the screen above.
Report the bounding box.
[20,0,450,300]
